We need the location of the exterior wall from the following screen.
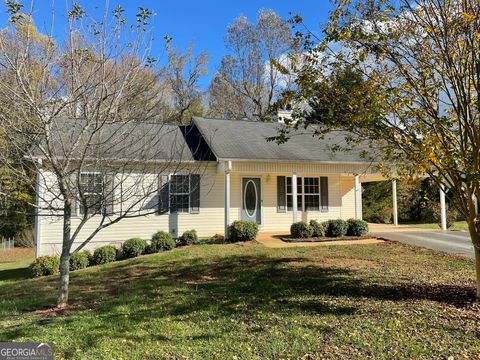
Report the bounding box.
[36,160,373,256]
[37,165,226,256]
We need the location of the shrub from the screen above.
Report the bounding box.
[179,230,198,246]
[122,238,148,258]
[92,245,117,265]
[290,221,313,239]
[69,251,91,271]
[325,219,348,237]
[229,220,259,242]
[30,256,60,277]
[346,219,369,236]
[309,220,326,237]
[151,231,176,252]
[432,203,458,229]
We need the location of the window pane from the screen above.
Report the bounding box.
[171,194,189,213]
[80,194,103,215]
[286,177,291,193]
[80,173,103,193]
[305,195,319,211]
[171,175,189,194]
[297,178,303,194]
[304,177,319,194]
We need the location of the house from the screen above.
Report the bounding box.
[34,117,384,256]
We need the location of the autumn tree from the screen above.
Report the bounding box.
[0,2,204,307]
[207,9,296,121]
[282,0,480,296]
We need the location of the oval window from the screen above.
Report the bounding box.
[245,180,257,217]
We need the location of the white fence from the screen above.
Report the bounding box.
[0,238,14,251]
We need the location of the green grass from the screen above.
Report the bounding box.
[0,248,35,284]
[0,242,479,359]
[406,221,469,231]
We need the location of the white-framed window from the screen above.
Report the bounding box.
[286,176,320,212]
[169,174,190,213]
[79,173,104,215]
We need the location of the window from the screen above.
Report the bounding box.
[170,175,190,213]
[166,174,200,214]
[79,173,103,215]
[286,177,320,212]
[286,177,302,211]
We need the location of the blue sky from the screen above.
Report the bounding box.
[0,1,333,89]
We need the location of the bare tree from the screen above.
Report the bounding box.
[0,2,205,307]
[161,45,207,124]
[207,9,296,121]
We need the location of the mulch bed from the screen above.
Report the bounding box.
[281,235,373,243]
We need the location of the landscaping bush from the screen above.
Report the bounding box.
[346,219,369,236]
[92,245,117,265]
[325,219,348,237]
[122,238,148,258]
[290,221,313,238]
[309,220,326,237]
[151,231,176,252]
[179,230,198,246]
[229,220,259,242]
[30,256,60,277]
[69,251,91,271]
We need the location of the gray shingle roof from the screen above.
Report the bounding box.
[193,117,371,164]
[32,118,215,162]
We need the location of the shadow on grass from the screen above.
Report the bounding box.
[0,267,31,282]
[0,249,477,349]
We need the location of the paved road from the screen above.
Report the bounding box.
[371,229,474,258]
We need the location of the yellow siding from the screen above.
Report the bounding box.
[340,176,356,219]
[37,161,373,256]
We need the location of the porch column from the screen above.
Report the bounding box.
[354,174,362,219]
[34,159,43,259]
[440,183,447,231]
[224,161,232,239]
[292,172,298,223]
[392,179,398,226]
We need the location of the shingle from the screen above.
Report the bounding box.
[193,117,371,163]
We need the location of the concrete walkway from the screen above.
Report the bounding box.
[369,224,474,258]
[256,232,384,249]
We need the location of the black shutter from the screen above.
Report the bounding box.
[190,174,200,214]
[320,176,329,212]
[277,176,286,212]
[158,175,169,214]
[104,174,115,215]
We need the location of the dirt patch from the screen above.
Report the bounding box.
[282,235,372,243]
[0,248,35,263]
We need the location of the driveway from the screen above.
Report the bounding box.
[369,224,474,258]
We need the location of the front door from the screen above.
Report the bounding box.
[242,178,261,224]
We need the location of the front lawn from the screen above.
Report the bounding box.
[406,221,469,232]
[0,242,478,359]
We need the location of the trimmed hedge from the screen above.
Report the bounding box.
[69,251,91,271]
[309,220,326,237]
[347,219,369,236]
[151,231,176,252]
[325,219,348,237]
[179,230,198,246]
[229,220,259,242]
[92,245,117,265]
[122,238,148,258]
[30,256,60,277]
[290,221,313,238]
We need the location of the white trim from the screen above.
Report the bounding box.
[34,163,43,258]
[243,180,258,218]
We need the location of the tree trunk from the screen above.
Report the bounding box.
[466,215,480,299]
[57,200,72,308]
[475,246,480,299]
